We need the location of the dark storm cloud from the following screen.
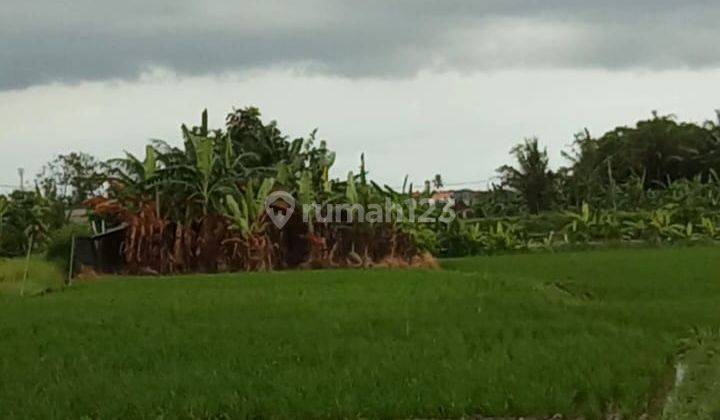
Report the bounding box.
[2,0,719,90]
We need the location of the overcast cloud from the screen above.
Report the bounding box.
[2,1,720,190]
[2,0,720,90]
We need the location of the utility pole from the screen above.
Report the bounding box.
[18,168,24,191]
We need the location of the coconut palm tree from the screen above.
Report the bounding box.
[497,137,556,214]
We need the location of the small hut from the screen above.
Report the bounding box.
[74,223,128,274]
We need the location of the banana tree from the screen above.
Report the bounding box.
[106,144,160,214]
[224,178,275,238]
[563,202,598,242]
[484,221,527,252]
[647,209,685,243]
[222,178,276,270]
[698,216,720,240]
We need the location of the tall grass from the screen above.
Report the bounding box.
[0,257,64,296]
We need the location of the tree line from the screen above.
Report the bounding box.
[1,108,719,262]
[495,111,720,215]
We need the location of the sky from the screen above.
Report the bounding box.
[1,0,720,191]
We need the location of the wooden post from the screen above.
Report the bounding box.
[21,234,34,297]
[67,234,76,285]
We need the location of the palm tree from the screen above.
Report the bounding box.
[432,174,444,190]
[497,137,555,214]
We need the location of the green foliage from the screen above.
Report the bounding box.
[645,209,685,243]
[105,108,342,224]
[445,202,720,256]
[400,222,438,254]
[489,112,720,218]
[297,170,314,206]
[565,113,720,192]
[223,178,275,239]
[345,171,358,204]
[596,212,623,241]
[36,152,105,207]
[496,137,556,214]
[45,223,91,273]
[457,132,720,255]
[106,146,161,201]
[0,196,8,222]
[473,187,527,217]
[143,145,158,179]
[224,194,250,235]
[0,190,62,257]
[484,221,528,252]
[88,106,720,266]
[440,219,528,256]
[563,202,597,243]
[439,220,486,257]
[698,216,720,240]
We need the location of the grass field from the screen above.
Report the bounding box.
[1,247,719,418]
[0,257,65,297]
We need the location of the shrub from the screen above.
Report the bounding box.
[439,221,486,257]
[0,191,65,257]
[46,224,92,273]
[441,209,720,257]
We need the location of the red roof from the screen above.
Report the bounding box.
[431,191,454,201]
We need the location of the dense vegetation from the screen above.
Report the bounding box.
[1,247,718,418]
[442,112,720,256]
[440,174,720,256]
[0,108,719,270]
[91,108,439,273]
[493,111,720,214]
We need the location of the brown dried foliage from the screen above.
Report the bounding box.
[87,198,436,274]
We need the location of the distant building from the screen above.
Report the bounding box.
[453,189,481,206]
[429,190,454,204]
[430,189,480,206]
[428,189,480,218]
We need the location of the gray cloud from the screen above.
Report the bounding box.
[2,0,720,90]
